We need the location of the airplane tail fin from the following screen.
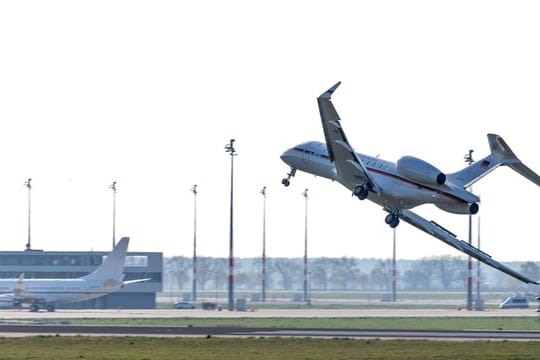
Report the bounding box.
[82,237,129,282]
[447,134,540,188]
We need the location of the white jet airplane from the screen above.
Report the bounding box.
[0,237,149,311]
[281,82,540,285]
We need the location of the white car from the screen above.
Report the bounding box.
[174,301,196,309]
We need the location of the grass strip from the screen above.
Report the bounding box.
[29,316,540,331]
[0,336,539,360]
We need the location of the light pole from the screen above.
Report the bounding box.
[260,186,267,302]
[302,188,309,303]
[392,227,397,302]
[191,184,198,302]
[464,149,474,311]
[475,216,483,310]
[225,139,237,311]
[109,181,117,249]
[24,178,32,250]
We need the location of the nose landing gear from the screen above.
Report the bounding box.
[281,168,296,187]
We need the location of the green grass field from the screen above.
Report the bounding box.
[35,316,540,331]
[0,336,539,360]
[2,315,540,359]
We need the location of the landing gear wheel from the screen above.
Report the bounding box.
[281,178,290,187]
[385,213,400,228]
[385,213,396,225]
[29,304,39,312]
[353,185,369,200]
[46,304,55,312]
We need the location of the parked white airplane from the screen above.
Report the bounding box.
[0,237,149,311]
[281,82,540,285]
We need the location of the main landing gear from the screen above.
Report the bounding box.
[281,168,296,187]
[385,212,400,228]
[353,185,369,200]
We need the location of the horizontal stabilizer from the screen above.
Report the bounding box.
[123,278,152,286]
[507,162,540,186]
[448,134,540,188]
[488,133,540,187]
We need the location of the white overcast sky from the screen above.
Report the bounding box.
[0,1,539,262]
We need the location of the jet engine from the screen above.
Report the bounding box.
[397,156,446,186]
[436,202,479,215]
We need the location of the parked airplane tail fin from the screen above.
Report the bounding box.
[82,237,129,282]
[447,134,540,188]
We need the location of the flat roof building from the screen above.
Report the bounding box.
[0,248,162,309]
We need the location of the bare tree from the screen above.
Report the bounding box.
[269,258,301,290]
[331,257,361,290]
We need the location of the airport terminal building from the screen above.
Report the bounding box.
[0,247,163,309]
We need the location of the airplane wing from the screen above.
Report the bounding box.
[390,208,539,285]
[0,294,16,308]
[317,82,382,194]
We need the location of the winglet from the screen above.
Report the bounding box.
[319,81,341,99]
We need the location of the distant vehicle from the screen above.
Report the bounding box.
[174,301,196,309]
[499,295,529,309]
[201,302,217,310]
[0,237,150,312]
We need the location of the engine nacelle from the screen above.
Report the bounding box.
[396,156,446,186]
[436,202,479,215]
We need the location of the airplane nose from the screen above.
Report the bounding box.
[280,150,294,165]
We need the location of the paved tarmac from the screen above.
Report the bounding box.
[0,308,538,340]
[0,307,537,319]
[0,323,539,341]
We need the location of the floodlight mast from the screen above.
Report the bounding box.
[392,228,397,302]
[464,149,474,311]
[302,188,309,303]
[476,216,483,310]
[225,139,237,311]
[109,181,117,249]
[191,184,198,302]
[260,186,267,302]
[24,178,32,250]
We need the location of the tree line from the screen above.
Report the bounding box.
[163,255,540,293]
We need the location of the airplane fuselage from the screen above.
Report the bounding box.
[0,237,133,311]
[281,141,478,214]
[0,278,122,305]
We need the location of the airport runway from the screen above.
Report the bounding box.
[0,324,540,341]
[0,308,538,340]
[0,308,538,319]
